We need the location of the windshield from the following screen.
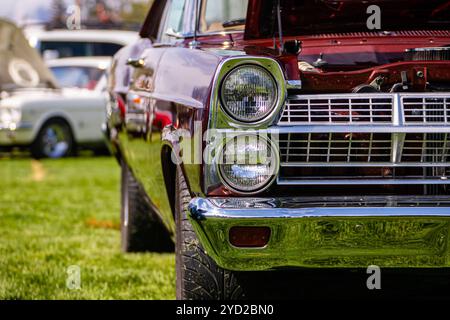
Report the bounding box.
[50,66,105,90]
[40,41,123,58]
[246,0,450,39]
[200,0,248,33]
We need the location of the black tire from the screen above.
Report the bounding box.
[121,160,174,252]
[175,167,245,300]
[31,119,74,159]
[93,144,111,156]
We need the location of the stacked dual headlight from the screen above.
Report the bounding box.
[215,62,283,194]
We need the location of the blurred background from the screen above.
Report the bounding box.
[0,0,151,28]
[0,0,176,300]
[0,0,154,160]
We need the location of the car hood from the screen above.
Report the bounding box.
[244,0,450,40]
[0,19,57,92]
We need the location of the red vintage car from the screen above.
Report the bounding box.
[106,0,450,299]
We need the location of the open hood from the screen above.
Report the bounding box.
[244,0,450,40]
[0,19,57,92]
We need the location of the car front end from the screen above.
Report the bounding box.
[185,0,450,271]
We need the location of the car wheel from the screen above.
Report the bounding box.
[175,167,245,300]
[121,160,174,253]
[31,119,74,159]
[93,145,111,156]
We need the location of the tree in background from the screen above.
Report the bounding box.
[119,0,153,25]
[50,0,67,27]
[48,0,153,30]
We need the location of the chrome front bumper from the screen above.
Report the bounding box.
[187,196,450,271]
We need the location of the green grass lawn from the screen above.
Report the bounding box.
[0,156,175,299]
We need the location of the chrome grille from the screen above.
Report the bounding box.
[402,133,450,162]
[403,97,450,124]
[279,95,393,124]
[276,93,450,188]
[278,133,450,164]
[277,132,450,186]
[279,133,391,163]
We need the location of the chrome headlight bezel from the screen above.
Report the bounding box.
[216,134,280,195]
[204,57,286,196]
[209,57,287,129]
[219,64,278,123]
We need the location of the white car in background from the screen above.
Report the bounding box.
[47,56,110,92]
[24,26,138,59]
[0,19,111,158]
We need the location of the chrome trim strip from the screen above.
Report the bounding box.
[208,195,450,207]
[280,162,450,167]
[128,90,203,110]
[270,126,450,133]
[393,92,404,126]
[189,197,450,219]
[277,178,450,185]
[391,133,406,163]
[169,30,244,39]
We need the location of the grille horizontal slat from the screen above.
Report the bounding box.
[278,165,450,183]
[277,178,450,185]
[279,93,450,125]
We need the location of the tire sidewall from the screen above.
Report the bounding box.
[175,168,185,300]
[120,160,130,252]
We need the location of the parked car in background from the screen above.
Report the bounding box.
[106,0,450,300]
[24,25,138,59]
[0,19,110,158]
[47,56,110,91]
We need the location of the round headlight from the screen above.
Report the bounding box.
[218,135,279,193]
[220,65,277,122]
[0,108,21,125]
[0,109,12,124]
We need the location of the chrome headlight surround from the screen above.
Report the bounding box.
[220,64,278,123]
[204,57,286,195]
[215,133,280,195]
[210,57,287,129]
